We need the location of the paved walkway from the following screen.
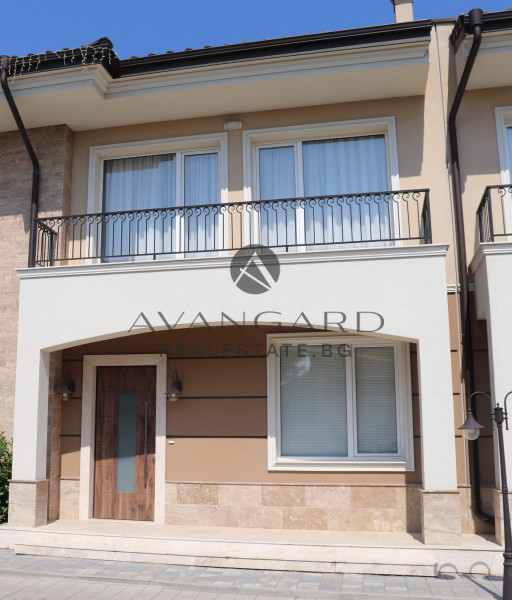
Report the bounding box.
[0,550,503,599]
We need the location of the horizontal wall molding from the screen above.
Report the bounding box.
[19,244,449,280]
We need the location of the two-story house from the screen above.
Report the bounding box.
[0,0,510,576]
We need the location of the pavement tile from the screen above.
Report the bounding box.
[0,549,506,599]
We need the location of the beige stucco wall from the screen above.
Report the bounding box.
[456,87,512,262]
[69,27,457,281]
[54,294,492,533]
[56,297,491,489]
[0,125,73,439]
[59,326,421,485]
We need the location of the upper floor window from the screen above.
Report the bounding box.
[103,151,219,214]
[257,135,388,201]
[88,135,227,261]
[244,118,400,249]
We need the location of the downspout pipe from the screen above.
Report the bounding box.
[448,9,494,525]
[0,55,40,268]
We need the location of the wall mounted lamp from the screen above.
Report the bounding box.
[58,376,75,401]
[224,120,242,130]
[166,370,183,401]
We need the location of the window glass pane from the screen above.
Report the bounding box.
[302,135,388,196]
[104,153,176,212]
[103,154,176,260]
[302,135,389,245]
[184,153,219,254]
[280,345,347,457]
[506,127,512,176]
[355,346,398,454]
[259,147,297,248]
[116,392,137,493]
[184,153,219,206]
[259,147,296,200]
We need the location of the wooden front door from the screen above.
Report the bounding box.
[94,366,156,520]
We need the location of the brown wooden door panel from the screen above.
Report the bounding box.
[94,366,156,521]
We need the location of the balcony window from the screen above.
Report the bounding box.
[32,126,431,267]
[257,134,390,249]
[267,335,414,471]
[102,150,220,261]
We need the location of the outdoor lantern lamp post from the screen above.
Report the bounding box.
[460,391,512,600]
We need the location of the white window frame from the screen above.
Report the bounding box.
[495,106,512,234]
[267,333,414,472]
[242,118,401,250]
[87,133,228,261]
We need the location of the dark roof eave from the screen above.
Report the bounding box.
[116,19,433,78]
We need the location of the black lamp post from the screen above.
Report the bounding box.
[460,391,512,599]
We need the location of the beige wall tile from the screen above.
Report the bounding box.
[304,486,350,508]
[421,491,462,545]
[177,483,218,505]
[262,486,305,507]
[0,126,73,441]
[283,508,328,530]
[165,504,199,525]
[218,485,261,506]
[8,480,48,527]
[59,479,79,520]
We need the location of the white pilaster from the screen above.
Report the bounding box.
[11,349,50,481]
[417,326,458,491]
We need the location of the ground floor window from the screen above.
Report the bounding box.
[267,335,414,471]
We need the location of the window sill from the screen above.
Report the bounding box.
[269,459,413,472]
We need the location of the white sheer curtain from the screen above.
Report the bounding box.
[258,147,296,249]
[184,153,219,255]
[280,345,348,457]
[302,135,389,247]
[103,153,176,261]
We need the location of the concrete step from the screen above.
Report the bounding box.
[13,542,435,576]
[0,523,503,577]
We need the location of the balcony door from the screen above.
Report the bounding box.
[256,134,393,249]
[93,366,156,520]
[101,150,220,261]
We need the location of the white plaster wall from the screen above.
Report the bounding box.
[472,244,512,488]
[13,245,456,492]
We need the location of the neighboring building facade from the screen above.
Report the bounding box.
[1,0,512,569]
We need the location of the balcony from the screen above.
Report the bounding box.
[477,185,512,242]
[33,189,432,267]
[472,185,512,321]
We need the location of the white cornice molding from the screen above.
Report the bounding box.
[470,241,512,273]
[2,41,429,102]
[463,30,512,57]
[18,244,448,280]
[1,65,110,98]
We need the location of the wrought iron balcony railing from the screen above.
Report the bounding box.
[477,185,512,243]
[32,189,432,267]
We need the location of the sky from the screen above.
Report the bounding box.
[2,0,512,60]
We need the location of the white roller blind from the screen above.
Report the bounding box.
[355,346,398,454]
[280,345,347,457]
